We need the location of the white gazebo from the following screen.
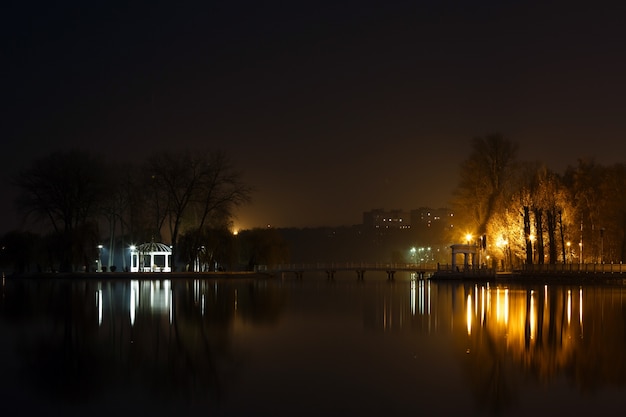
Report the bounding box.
[130,242,172,272]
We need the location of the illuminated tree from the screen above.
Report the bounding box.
[452,133,519,242]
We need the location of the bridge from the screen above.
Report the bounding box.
[263,263,438,280]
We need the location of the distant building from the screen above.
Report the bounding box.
[410,207,455,230]
[410,207,456,243]
[363,208,410,229]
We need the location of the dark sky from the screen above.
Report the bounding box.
[3,1,626,233]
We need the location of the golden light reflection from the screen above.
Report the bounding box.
[463,283,588,378]
[467,294,472,335]
[579,287,584,337]
[481,286,485,326]
[567,289,572,325]
[495,288,509,326]
[530,290,536,340]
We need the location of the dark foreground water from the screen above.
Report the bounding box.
[2,272,626,416]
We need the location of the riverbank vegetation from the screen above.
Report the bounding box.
[3,149,251,273]
[3,136,626,275]
[451,134,626,270]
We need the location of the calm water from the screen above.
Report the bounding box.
[2,272,626,416]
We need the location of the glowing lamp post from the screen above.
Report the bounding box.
[97,245,103,272]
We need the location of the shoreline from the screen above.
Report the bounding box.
[4,271,275,280]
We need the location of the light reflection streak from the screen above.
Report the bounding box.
[530,290,535,340]
[463,283,589,364]
[130,280,139,326]
[427,280,432,316]
[496,288,509,326]
[410,280,416,316]
[579,287,584,338]
[567,289,572,325]
[481,286,485,326]
[96,289,103,326]
[467,294,472,335]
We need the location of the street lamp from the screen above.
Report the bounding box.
[410,247,416,265]
[566,241,571,264]
[97,245,103,272]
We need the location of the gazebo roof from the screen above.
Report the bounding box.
[136,242,172,253]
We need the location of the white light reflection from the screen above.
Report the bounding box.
[427,280,431,316]
[169,289,173,325]
[466,294,472,335]
[130,280,139,326]
[97,289,103,326]
[410,280,416,316]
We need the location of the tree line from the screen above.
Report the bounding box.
[4,136,626,274]
[452,134,626,268]
[3,148,256,273]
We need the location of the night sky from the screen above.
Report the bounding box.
[3,1,626,234]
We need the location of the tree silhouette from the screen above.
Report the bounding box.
[143,149,251,270]
[13,150,107,271]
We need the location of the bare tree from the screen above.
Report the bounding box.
[453,134,519,237]
[13,150,106,271]
[144,149,252,270]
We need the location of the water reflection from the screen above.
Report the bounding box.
[1,276,626,416]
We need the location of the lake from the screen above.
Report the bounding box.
[1,272,626,416]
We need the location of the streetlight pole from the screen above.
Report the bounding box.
[600,227,605,264]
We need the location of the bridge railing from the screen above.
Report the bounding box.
[520,262,626,274]
[264,262,438,272]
